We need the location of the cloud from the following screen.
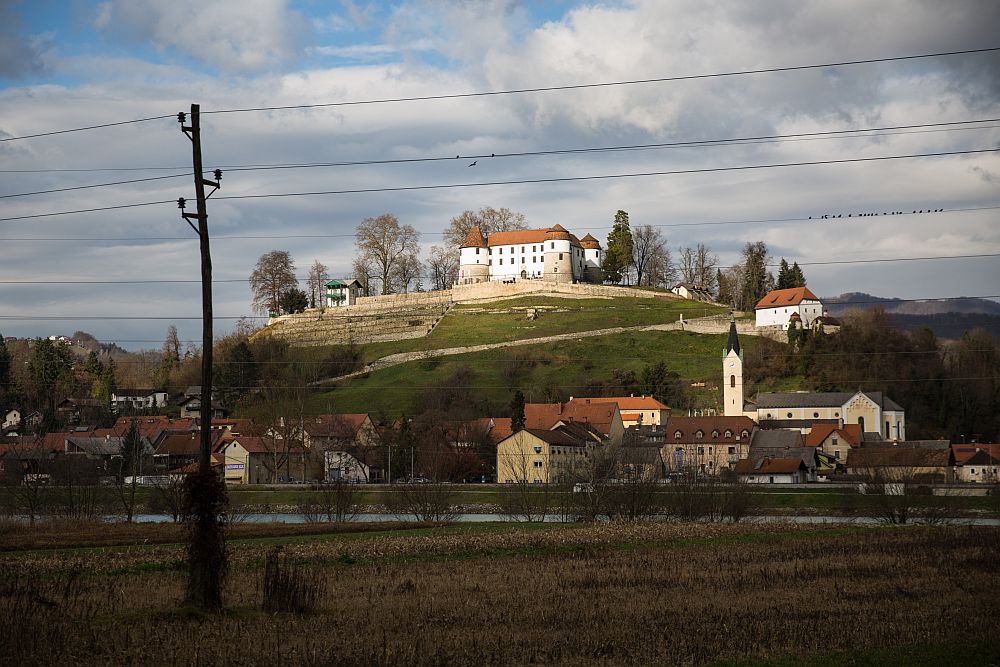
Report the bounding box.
[97,0,312,72]
[0,2,50,79]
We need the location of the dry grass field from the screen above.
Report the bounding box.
[1,521,998,666]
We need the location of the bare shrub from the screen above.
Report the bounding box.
[300,481,357,523]
[662,474,754,523]
[260,546,326,614]
[388,483,458,522]
[497,482,553,522]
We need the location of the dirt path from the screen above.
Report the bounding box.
[310,314,758,386]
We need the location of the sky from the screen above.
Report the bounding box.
[1,0,998,350]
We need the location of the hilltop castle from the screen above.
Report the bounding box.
[457,224,604,285]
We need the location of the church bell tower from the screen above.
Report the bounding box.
[723,316,744,417]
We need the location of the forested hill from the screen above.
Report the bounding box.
[824,293,1000,338]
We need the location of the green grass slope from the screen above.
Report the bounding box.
[315,329,759,417]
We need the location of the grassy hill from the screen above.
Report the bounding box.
[311,329,777,418]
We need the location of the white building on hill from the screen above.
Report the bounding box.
[457,225,603,284]
[755,287,824,329]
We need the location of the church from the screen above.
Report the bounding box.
[723,319,906,440]
[457,224,603,284]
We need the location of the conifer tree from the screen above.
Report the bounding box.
[603,210,634,284]
[511,390,525,432]
[776,258,791,289]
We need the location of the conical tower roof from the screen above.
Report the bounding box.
[579,233,601,249]
[725,316,741,356]
[545,224,571,241]
[461,226,488,248]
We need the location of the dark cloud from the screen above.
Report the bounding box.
[0,2,48,79]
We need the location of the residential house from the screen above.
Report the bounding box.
[496,422,603,484]
[955,448,1000,484]
[804,423,863,463]
[303,414,382,482]
[177,391,229,420]
[735,457,810,484]
[572,395,670,428]
[3,409,21,433]
[642,415,756,476]
[110,388,169,413]
[324,279,363,308]
[55,397,107,424]
[748,429,816,481]
[754,286,824,329]
[215,436,307,485]
[525,398,625,447]
[670,283,714,302]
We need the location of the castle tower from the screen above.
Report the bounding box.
[457,226,489,285]
[542,224,573,283]
[723,316,744,417]
[579,233,604,284]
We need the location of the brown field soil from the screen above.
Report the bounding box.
[1,522,997,665]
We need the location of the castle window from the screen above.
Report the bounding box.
[550,242,554,249]
[521,246,525,253]
[498,248,502,254]
[476,248,479,255]
[499,259,503,265]
[533,256,536,263]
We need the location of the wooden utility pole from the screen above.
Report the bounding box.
[178,103,225,610]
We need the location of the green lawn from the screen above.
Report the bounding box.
[314,329,750,416]
[295,296,726,365]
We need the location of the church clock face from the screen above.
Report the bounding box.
[728,361,735,367]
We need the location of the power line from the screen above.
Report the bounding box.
[5,117,996,176]
[3,46,996,144]
[2,204,997,242]
[0,114,175,143]
[0,173,189,200]
[1,252,997,285]
[199,47,1000,116]
[210,148,1000,203]
[2,148,996,224]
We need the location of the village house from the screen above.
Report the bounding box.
[110,388,169,413]
[845,447,954,483]
[572,395,670,428]
[496,422,604,484]
[670,283,714,302]
[215,436,307,485]
[804,423,863,463]
[954,447,1000,484]
[635,415,756,476]
[303,414,382,482]
[525,398,625,447]
[746,429,817,482]
[735,457,811,484]
[324,278,362,308]
[457,224,603,285]
[754,286,824,330]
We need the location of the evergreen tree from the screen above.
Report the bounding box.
[0,334,11,398]
[790,261,806,287]
[739,241,770,310]
[29,338,75,412]
[776,259,791,289]
[603,210,634,284]
[510,390,525,432]
[640,361,685,408]
[217,340,258,408]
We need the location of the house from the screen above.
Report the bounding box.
[670,283,714,302]
[736,457,810,484]
[845,447,953,483]
[955,448,1000,484]
[303,414,382,482]
[2,409,21,433]
[324,278,362,308]
[177,394,229,420]
[571,395,670,428]
[458,224,603,285]
[747,429,816,481]
[755,286,824,330]
[615,442,667,482]
[496,422,603,484]
[640,415,756,476]
[215,436,307,485]
[55,397,107,424]
[804,423,863,463]
[110,388,169,413]
[525,398,625,447]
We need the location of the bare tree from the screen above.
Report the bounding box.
[355,214,421,296]
[442,206,528,247]
[427,244,459,290]
[249,250,298,315]
[631,225,667,287]
[305,260,329,309]
[645,244,677,288]
[351,255,377,297]
[392,253,424,294]
[678,243,720,293]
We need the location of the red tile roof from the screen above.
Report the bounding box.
[735,457,807,475]
[525,400,618,435]
[488,227,583,248]
[303,414,369,439]
[222,436,304,454]
[952,444,1000,464]
[755,286,821,310]
[461,226,488,248]
[579,395,669,411]
[662,416,755,444]
[804,423,862,447]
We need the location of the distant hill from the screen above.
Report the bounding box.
[823,293,1000,338]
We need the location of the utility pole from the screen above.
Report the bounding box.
[178,103,225,610]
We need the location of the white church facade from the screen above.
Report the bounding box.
[457,225,603,285]
[723,318,905,440]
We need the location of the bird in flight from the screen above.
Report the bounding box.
[468,160,477,167]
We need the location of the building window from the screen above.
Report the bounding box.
[835,450,841,460]
[533,446,542,454]
[510,246,514,253]
[787,412,793,418]
[559,253,563,260]
[533,256,536,263]
[521,246,525,253]
[728,447,735,454]
[475,248,479,255]
[489,260,492,266]
[499,248,502,254]
[533,461,542,468]
[674,431,682,439]
[730,374,736,388]
[725,430,732,438]
[712,430,720,438]
[698,447,704,455]
[550,242,554,249]
[696,430,703,439]
[741,430,749,439]
[813,412,819,418]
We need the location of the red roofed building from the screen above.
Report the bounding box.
[457,224,603,285]
[755,286,824,330]
[735,456,810,484]
[524,398,624,446]
[804,423,863,462]
[571,395,670,427]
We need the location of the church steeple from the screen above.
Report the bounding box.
[725,315,741,356]
[723,316,744,417]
